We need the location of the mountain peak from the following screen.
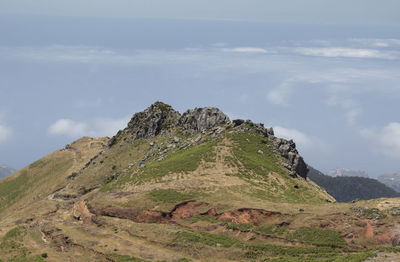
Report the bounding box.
[122,101,181,141]
[107,102,309,179]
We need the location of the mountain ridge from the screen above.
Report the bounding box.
[308,166,400,202]
[1,101,399,261]
[378,171,400,192]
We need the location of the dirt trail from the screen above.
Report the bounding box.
[365,220,374,238]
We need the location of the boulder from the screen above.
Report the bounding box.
[179,107,230,134]
[232,119,245,127]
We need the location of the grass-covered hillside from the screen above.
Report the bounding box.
[0,102,399,262]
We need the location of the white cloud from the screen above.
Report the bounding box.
[0,124,12,144]
[0,114,12,144]
[48,116,130,139]
[221,47,269,54]
[360,122,400,158]
[350,38,400,48]
[48,119,87,138]
[266,82,292,106]
[274,126,327,152]
[326,94,362,126]
[294,47,397,59]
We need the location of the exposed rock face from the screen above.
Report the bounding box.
[179,107,230,134]
[233,119,308,179]
[109,102,180,146]
[271,137,308,179]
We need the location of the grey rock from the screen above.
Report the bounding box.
[139,163,146,169]
[179,107,230,134]
[173,137,180,143]
[293,155,308,179]
[257,150,264,155]
[346,233,354,238]
[149,142,155,146]
[122,101,181,141]
[244,120,270,137]
[127,163,134,169]
[194,135,202,142]
[232,119,245,127]
[167,144,176,149]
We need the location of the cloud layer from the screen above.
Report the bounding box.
[361,122,400,159]
[0,124,11,144]
[274,126,327,152]
[0,114,12,144]
[294,47,397,59]
[48,117,130,139]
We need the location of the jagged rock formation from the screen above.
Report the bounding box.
[110,102,308,179]
[272,137,308,179]
[124,102,180,139]
[179,107,230,134]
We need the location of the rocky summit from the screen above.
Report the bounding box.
[0,102,399,262]
[112,102,308,179]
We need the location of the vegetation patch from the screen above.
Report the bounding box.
[3,227,23,241]
[229,132,288,178]
[174,230,241,248]
[263,249,376,261]
[225,223,289,237]
[225,223,253,231]
[134,140,218,183]
[0,158,73,211]
[106,253,149,262]
[288,227,346,247]
[148,189,195,203]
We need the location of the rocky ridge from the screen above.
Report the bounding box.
[108,101,308,179]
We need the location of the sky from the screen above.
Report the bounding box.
[0,1,400,177]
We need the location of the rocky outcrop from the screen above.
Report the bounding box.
[109,102,181,146]
[108,102,309,179]
[272,137,308,179]
[125,101,180,139]
[232,119,308,179]
[179,107,230,134]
